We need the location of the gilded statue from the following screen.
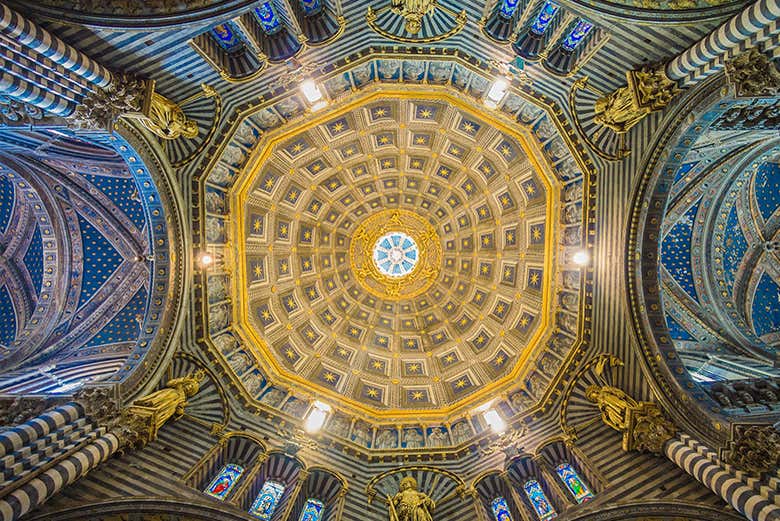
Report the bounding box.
[389,0,436,34]
[130,91,199,140]
[585,384,638,431]
[127,370,206,436]
[594,65,679,134]
[388,476,435,521]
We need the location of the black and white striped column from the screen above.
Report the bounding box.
[665,434,780,521]
[0,432,119,521]
[666,0,780,85]
[0,403,83,459]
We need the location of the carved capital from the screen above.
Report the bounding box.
[725,48,780,98]
[69,74,151,131]
[73,386,121,425]
[594,64,679,134]
[624,402,677,455]
[727,425,780,475]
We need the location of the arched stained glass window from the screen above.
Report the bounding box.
[300,0,322,16]
[204,463,244,500]
[530,2,559,36]
[249,480,286,519]
[560,20,593,52]
[299,498,325,521]
[555,463,594,503]
[491,497,513,521]
[523,480,557,520]
[498,0,521,18]
[254,2,282,34]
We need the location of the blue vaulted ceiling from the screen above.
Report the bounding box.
[0,129,170,392]
[658,117,780,386]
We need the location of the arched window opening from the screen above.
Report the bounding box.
[555,463,593,503]
[204,463,244,500]
[523,480,557,520]
[249,480,286,519]
[491,496,513,521]
[298,498,325,521]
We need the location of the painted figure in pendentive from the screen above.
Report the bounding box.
[388,476,434,521]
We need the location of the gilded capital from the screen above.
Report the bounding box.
[594,64,680,134]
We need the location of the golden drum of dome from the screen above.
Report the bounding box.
[350,209,441,300]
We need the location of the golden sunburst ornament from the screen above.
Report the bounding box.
[350,209,441,300]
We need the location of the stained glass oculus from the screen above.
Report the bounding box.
[249,480,286,519]
[373,232,419,277]
[491,497,513,521]
[204,464,244,500]
[299,498,325,521]
[523,480,556,520]
[555,463,594,503]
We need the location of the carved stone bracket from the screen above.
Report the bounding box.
[725,48,780,98]
[727,424,780,475]
[73,385,122,425]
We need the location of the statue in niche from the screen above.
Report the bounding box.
[376,428,398,449]
[328,414,351,437]
[426,427,448,447]
[403,428,423,449]
[352,422,371,447]
[389,0,436,34]
[388,476,435,521]
[135,91,199,139]
[129,371,205,435]
[451,421,472,445]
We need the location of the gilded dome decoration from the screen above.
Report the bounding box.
[200,51,594,448]
[352,209,441,299]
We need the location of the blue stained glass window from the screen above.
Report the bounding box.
[204,464,244,500]
[561,20,593,51]
[249,480,286,519]
[499,0,521,18]
[299,498,324,521]
[211,24,242,51]
[530,2,559,35]
[555,463,594,503]
[254,2,282,34]
[523,480,556,521]
[300,0,322,16]
[491,497,513,521]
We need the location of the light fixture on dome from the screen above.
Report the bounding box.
[300,79,327,111]
[304,400,332,433]
[198,252,215,268]
[484,78,509,109]
[572,249,589,266]
[483,408,507,433]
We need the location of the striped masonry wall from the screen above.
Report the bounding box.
[665,434,780,521]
